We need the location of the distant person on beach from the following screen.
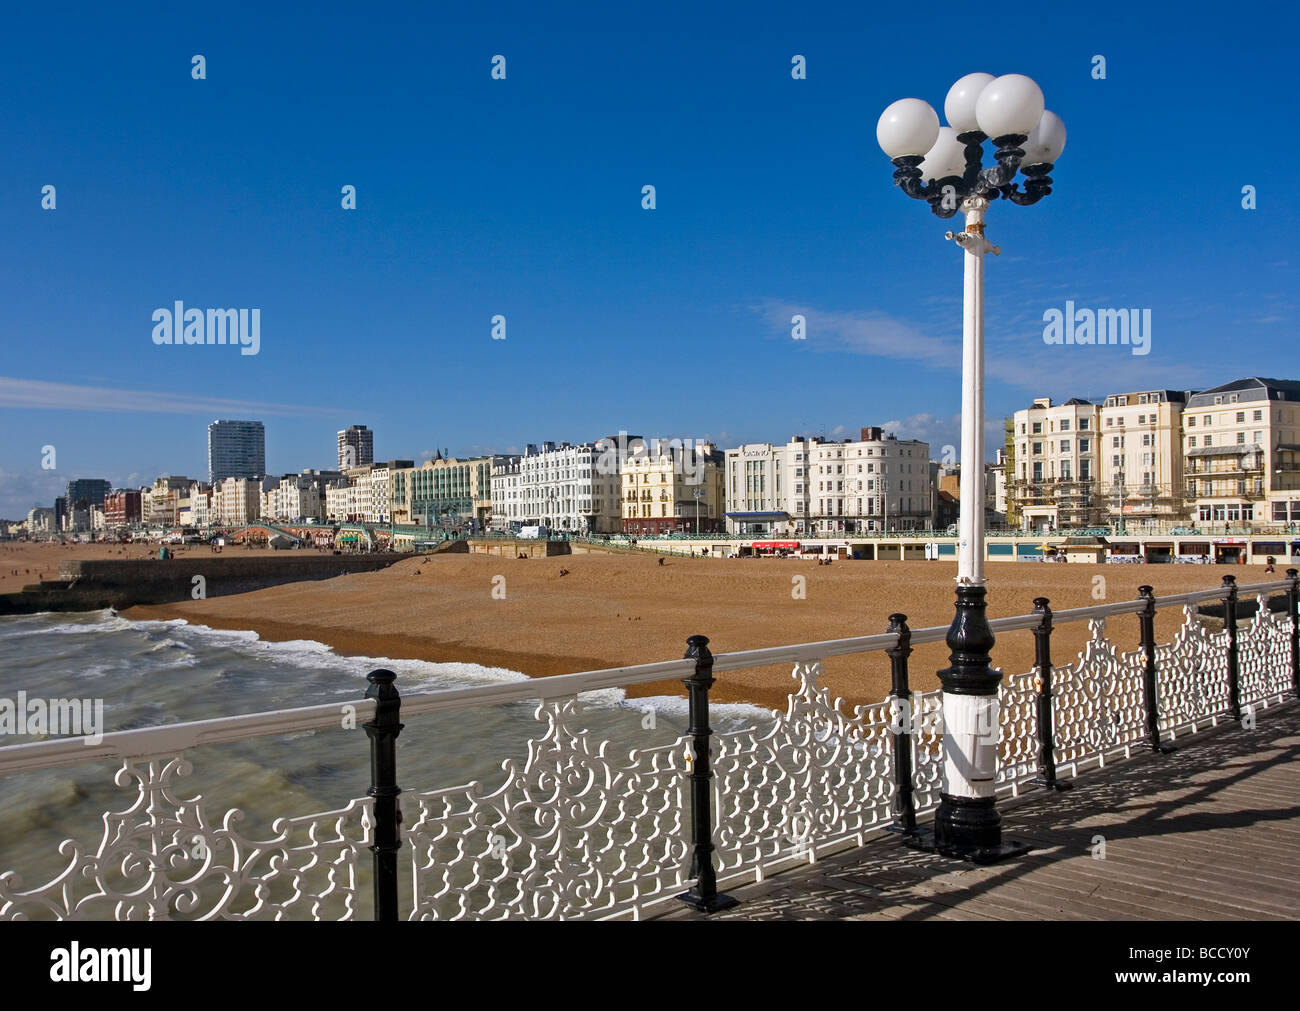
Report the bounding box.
[1266,556,1276,573]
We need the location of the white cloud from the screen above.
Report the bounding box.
[0,376,334,417]
[880,413,1005,461]
[753,299,1221,394]
[0,466,70,519]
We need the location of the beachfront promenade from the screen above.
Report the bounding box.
[663,700,1300,920]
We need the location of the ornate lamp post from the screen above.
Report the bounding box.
[877,73,1065,862]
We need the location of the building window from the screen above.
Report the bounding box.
[1032,422,1042,434]
[1254,431,1263,444]
[1060,419,1071,431]
[1254,409,1263,421]
[1060,439,1069,452]
[1204,435,1213,447]
[1189,436,1197,447]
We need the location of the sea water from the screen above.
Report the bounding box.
[0,609,773,907]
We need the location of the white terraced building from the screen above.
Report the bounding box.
[725,430,933,536]
[262,475,324,522]
[1183,377,1300,531]
[806,427,932,535]
[213,476,270,526]
[490,441,622,534]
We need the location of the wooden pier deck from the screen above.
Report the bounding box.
[664,701,1300,920]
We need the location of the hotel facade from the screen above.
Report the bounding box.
[1097,389,1187,527]
[389,455,495,530]
[723,438,814,535]
[1009,398,1102,531]
[1183,378,1300,529]
[805,428,931,534]
[621,440,725,535]
[723,429,931,536]
[489,441,621,534]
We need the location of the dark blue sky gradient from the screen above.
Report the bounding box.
[2,1,1296,513]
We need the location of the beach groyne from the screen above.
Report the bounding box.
[0,553,406,615]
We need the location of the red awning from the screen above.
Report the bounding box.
[753,541,800,550]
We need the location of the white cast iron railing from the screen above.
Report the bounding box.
[0,575,1295,921]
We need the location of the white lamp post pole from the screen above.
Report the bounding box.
[949,196,998,584]
[877,72,1064,862]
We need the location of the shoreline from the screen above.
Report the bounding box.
[115,551,1236,714]
[121,603,780,708]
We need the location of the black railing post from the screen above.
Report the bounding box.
[885,613,918,834]
[677,635,737,912]
[363,668,404,922]
[1288,569,1300,693]
[1222,575,1242,722]
[1138,586,1175,753]
[1030,597,1071,790]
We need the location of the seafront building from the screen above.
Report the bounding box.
[103,490,143,529]
[65,479,111,510]
[805,428,931,535]
[990,450,1009,523]
[141,475,193,527]
[1097,390,1188,528]
[337,425,374,472]
[326,461,414,524]
[1009,398,1102,531]
[262,474,326,523]
[213,476,270,526]
[621,439,725,535]
[389,455,495,530]
[208,420,266,484]
[182,483,213,527]
[25,507,55,534]
[490,441,620,534]
[61,479,111,532]
[722,438,816,536]
[1183,377,1300,530]
[324,482,350,523]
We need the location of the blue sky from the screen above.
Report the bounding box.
[1,1,1296,516]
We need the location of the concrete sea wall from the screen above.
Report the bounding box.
[0,553,406,615]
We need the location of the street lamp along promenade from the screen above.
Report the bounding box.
[877,73,1065,863]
